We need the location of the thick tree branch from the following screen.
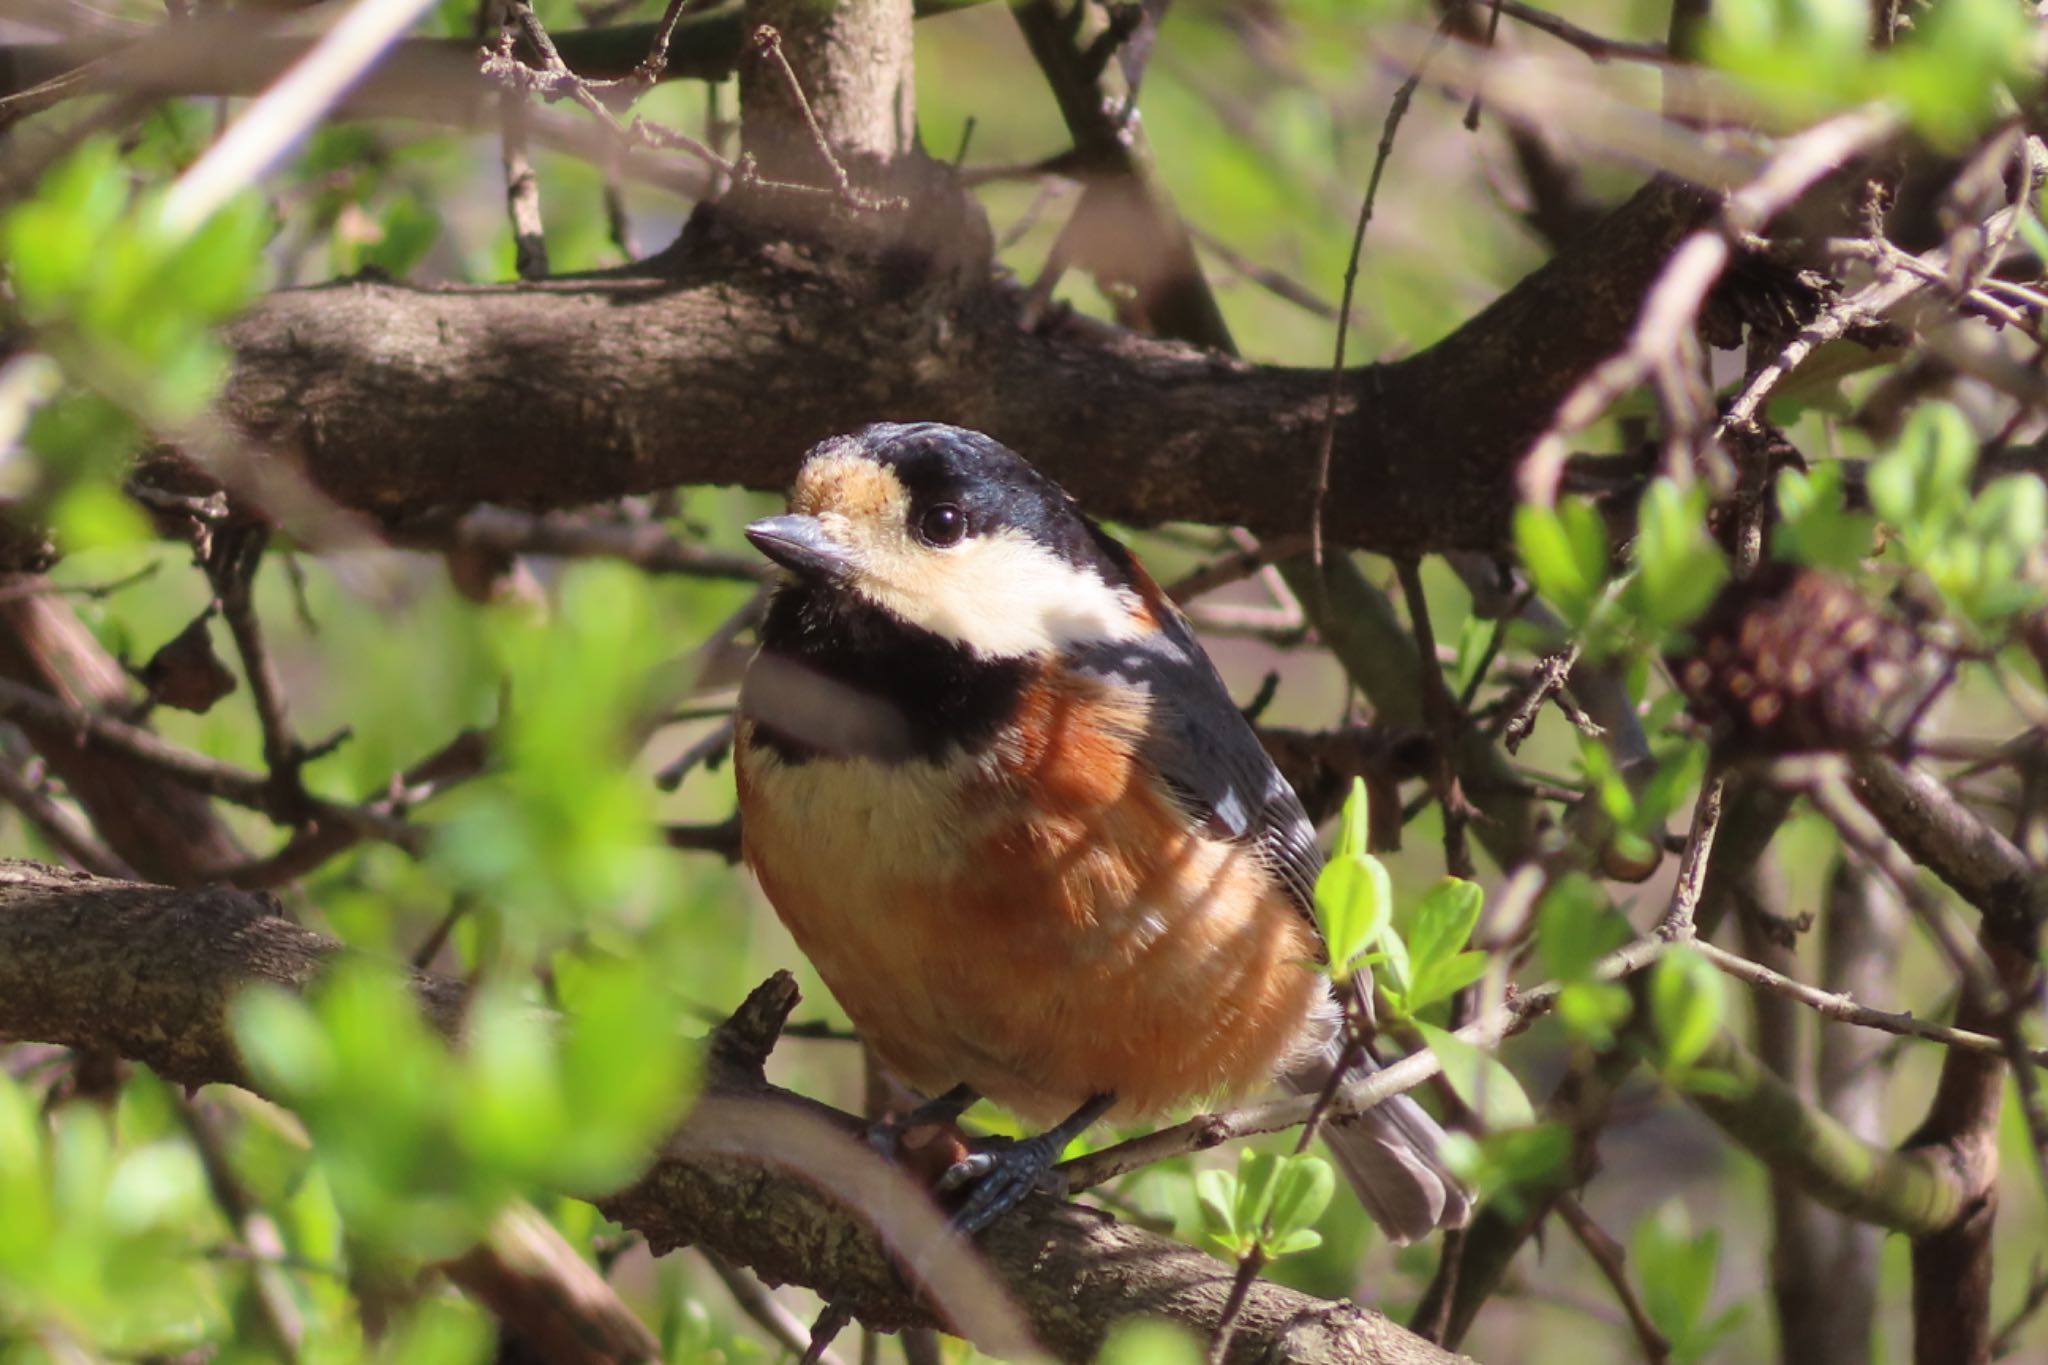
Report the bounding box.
[210,176,1703,558]
[0,861,1470,1365]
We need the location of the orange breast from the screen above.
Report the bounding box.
[735,671,1330,1124]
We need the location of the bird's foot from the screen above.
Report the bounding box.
[937,1092,1116,1235]
[938,1132,1073,1234]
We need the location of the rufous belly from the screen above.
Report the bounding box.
[735,715,1329,1124]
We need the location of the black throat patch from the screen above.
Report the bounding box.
[745,581,1033,764]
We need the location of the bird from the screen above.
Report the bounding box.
[731,421,1472,1240]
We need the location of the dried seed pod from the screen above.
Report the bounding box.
[1672,563,1943,754]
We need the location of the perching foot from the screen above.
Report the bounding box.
[941,1092,1115,1235]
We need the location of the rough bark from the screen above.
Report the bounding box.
[0,860,1471,1365]
[208,177,1704,560]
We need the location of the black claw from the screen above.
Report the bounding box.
[945,1091,1114,1235]
[948,1134,1068,1234]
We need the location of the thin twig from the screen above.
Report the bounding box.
[0,563,160,606]
[1187,223,1349,323]
[634,0,712,82]
[1500,643,1583,753]
[485,0,733,180]
[1659,768,1726,941]
[204,526,309,802]
[746,25,904,213]
[0,675,421,852]
[1397,558,1475,879]
[1521,106,1901,506]
[655,716,735,792]
[0,761,136,879]
[177,1099,304,1362]
[665,816,743,862]
[501,87,550,280]
[701,1249,850,1365]
[1309,22,1449,569]
[1166,532,1313,603]
[1556,1195,1670,1364]
[1694,937,2047,1066]
[1992,1258,2048,1358]
[1491,0,1670,63]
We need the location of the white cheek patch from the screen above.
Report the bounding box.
[855,528,1145,658]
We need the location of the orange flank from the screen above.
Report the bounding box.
[735,670,1328,1126]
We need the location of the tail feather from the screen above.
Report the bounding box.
[1281,1041,1474,1245]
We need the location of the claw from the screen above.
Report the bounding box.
[944,1091,1114,1235]
[949,1134,1069,1234]
[936,1150,995,1192]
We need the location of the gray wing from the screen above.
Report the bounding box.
[1066,609,1326,935]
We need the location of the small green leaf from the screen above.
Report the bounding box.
[1416,1022,1535,1129]
[1331,776,1371,861]
[1514,498,1609,622]
[1315,788,1392,982]
[1773,461,1875,571]
[1232,1150,1283,1237]
[1535,874,1628,981]
[1263,1154,1335,1250]
[1194,1167,1241,1249]
[1265,1227,1324,1256]
[1633,1199,1745,1361]
[1630,478,1729,634]
[1405,878,1484,975]
[1411,950,1489,1013]
[1651,948,1725,1072]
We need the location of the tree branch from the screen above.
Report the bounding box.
[0,861,1471,1365]
[206,171,1703,558]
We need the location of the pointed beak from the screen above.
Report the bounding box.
[744,514,855,579]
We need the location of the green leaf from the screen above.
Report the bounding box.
[1416,1022,1535,1129]
[1534,875,1626,980]
[1968,474,2047,554]
[1514,497,1608,623]
[1330,775,1371,861]
[1315,783,1392,981]
[1774,461,1875,570]
[1629,478,1729,634]
[1872,401,1977,536]
[1232,1150,1283,1237]
[1633,1199,1745,1362]
[1265,1227,1324,1256]
[1263,1154,1335,1252]
[1194,1167,1243,1250]
[1405,878,1483,976]
[1411,951,1489,1013]
[1556,980,1634,1048]
[1651,948,1725,1072]
[361,192,442,278]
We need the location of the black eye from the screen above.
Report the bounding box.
[916,503,967,547]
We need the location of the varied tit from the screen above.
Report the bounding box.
[732,422,1472,1239]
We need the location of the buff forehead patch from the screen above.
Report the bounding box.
[791,445,906,522]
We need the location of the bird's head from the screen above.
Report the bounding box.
[746,423,1153,660]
